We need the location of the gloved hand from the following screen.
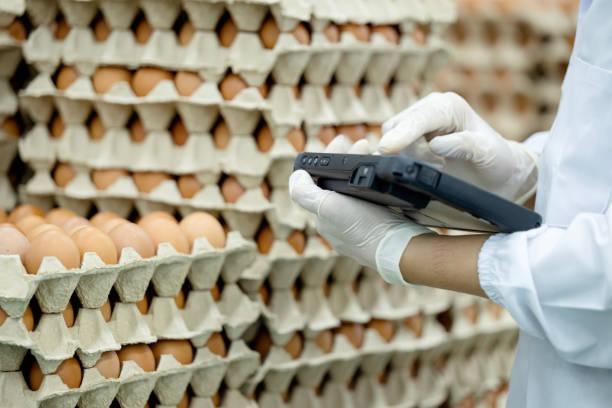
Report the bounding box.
[380,92,537,203]
[289,136,433,285]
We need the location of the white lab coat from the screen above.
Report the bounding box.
[477,1,612,406]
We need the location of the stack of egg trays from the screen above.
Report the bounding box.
[0,231,267,407]
[0,0,25,210]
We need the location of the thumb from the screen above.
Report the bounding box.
[428,131,480,162]
[289,170,330,215]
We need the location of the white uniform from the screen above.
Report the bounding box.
[478,1,612,406]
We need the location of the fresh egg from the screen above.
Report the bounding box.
[287,230,306,254]
[0,224,29,261]
[53,163,76,188]
[206,332,227,357]
[131,67,173,97]
[63,302,75,327]
[177,393,189,408]
[136,297,149,314]
[8,19,26,42]
[0,209,5,223]
[134,18,153,44]
[46,208,77,227]
[117,343,156,372]
[403,314,423,337]
[213,121,230,149]
[179,212,226,249]
[284,333,303,359]
[412,24,428,45]
[50,114,64,139]
[26,224,63,241]
[95,351,121,379]
[90,211,121,230]
[101,300,112,322]
[70,225,118,264]
[151,339,194,366]
[88,115,105,140]
[130,117,147,143]
[55,66,79,90]
[92,66,132,94]
[323,24,340,43]
[53,15,70,40]
[371,25,400,44]
[336,124,367,142]
[220,176,245,203]
[317,126,336,145]
[107,222,155,258]
[314,330,334,353]
[292,23,311,45]
[178,20,195,45]
[367,319,396,343]
[340,23,371,43]
[92,169,128,190]
[137,214,190,254]
[259,15,280,49]
[93,17,110,42]
[211,284,221,301]
[256,125,274,152]
[61,216,90,234]
[218,16,237,47]
[24,229,81,274]
[219,74,247,100]
[132,172,171,193]
[256,224,274,254]
[8,204,45,223]
[286,128,306,152]
[352,83,362,97]
[177,175,203,199]
[29,358,82,391]
[175,290,185,309]
[254,329,273,359]
[23,306,35,331]
[212,393,221,406]
[171,118,189,146]
[2,117,20,139]
[368,124,382,138]
[260,180,270,200]
[257,83,269,99]
[258,284,270,305]
[174,71,203,97]
[334,322,364,348]
[463,304,478,325]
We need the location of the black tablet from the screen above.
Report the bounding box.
[294,153,542,233]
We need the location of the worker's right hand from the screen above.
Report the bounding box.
[380,92,537,203]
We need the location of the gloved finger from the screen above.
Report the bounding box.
[428,131,479,162]
[289,170,329,215]
[324,135,352,153]
[348,139,371,154]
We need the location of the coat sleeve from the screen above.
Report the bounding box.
[479,211,612,368]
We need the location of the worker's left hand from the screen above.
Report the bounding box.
[289,136,432,285]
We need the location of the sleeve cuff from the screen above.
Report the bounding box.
[477,233,511,306]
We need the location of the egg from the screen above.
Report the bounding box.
[177,393,189,408]
[256,125,274,152]
[314,330,333,353]
[0,224,30,261]
[179,212,226,249]
[258,284,270,305]
[55,66,79,90]
[463,304,478,325]
[206,332,227,357]
[92,66,132,94]
[117,343,156,372]
[98,218,127,236]
[53,163,76,188]
[412,24,428,45]
[137,215,190,254]
[95,350,121,379]
[218,16,237,48]
[211,284,221,301]
[317,126,336,145]
[253,329,273,359]
[0,209,5,223]
[170,118,189,146]
[70,225,118,264]
[50,114,65,139]
[212,393,221,406]
[177,175,203,199]
[24,229,81,274]
[219,74,247,100]
[2,117,20,139]
[340,24,370,43]
[367,319,395,343]
[352,83,362,97]
[175,71,203,97]
[259,15,280,49]
[292,23,311,45]
[371,25,400,44]
[220,176,245,203]
[256,225,274,254]
[368,124,382,138]
[175,290,185,309]
[134,18,152,44]
[258,83,269,99]
[46,208,77,227]
[132,172,171,193]
[132,67,173,97]
[53,15,70,40]
[130,117,147,143]
[101,300,112,322]
[26,224,63,241]
[8,204,45,223]
[63,302,75,327]
[286,128,306,152]
[107,222,155,258]
[136,297,149,314]
[178,20,195,45]
[284,333,303,359]
[213,120,230,149]
[260,180,270,200]
[93,17,110,42]
[336,124,367,142]
[61,216,90,234]
[92,169,128,190]
[323,24,340,43]
[8,19,26,42]
[88,115,105,140]
[403,314,423,337]
[29,358,82,391]
[23,306,35,331]
[90,211,120,230]
[334,322,364,348]
[151,339,194,366]
[287,230,306,254]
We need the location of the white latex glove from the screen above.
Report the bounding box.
[380,92,537,203]
[289,136,432,285]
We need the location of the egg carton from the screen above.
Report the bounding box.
[0,3,24,30]
[0,138,18,210]
[356,275,421,321]
[384,366,421,407]
[0,81,18,119]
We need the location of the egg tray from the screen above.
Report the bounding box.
[0,341,260,408]
[0,0,25,27]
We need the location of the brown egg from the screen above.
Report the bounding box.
[179,212,226,249]
[256,225,274,254]
[53,16,70,40]
[258,284,270,305]
[175,290,185,309]
[56,66,79,90]
[175,71,203,97]
[317,126,336,145]
[70,225,118,264]
[258,83,269,99]
[46,208,77,227]
[403,314,423,337]
[171,119,189,146]
[50,115,65,139]
[23,306,35,331]
[90,212,120,230]
[287,230,306,254]
[211,284,221,301]
[340,24,370,43]
[334,323,364,348]
[218,16,237,47]
[292,23,311,45]
[8,205,45,224]
[61,216,90,234]
[132,172,171,193]
[53,163,76,188]
[0,209,4,223]
[213,121,230,149]
[177,393,189,408]
[137,216,190,254]
[256,125,274,153]
[130,118,147,143]
[8,19,26,42]
[136,297,149,314]
[259,15,280,49]
[93,17,110,42]
[92,67,132,94]
[371,25,400,44]
[220,176,245,203]
[178,21,195,45]
[95,350,121,379]
[91,169,128,191]
[29,358,82,391]
[219,74,247,100]
[24,229,81,274]
[207,332,227,357]
[314,330,333,353]
[2,117,20,139]
[254,329,273,360]
[177,175,203,199]
[139,211,176,223]
[260,180,270,200]
[117,344,156,372]
[108,222,155,258]
[151,339,194,366]
[0,224,30,261]
[63,303,75,327]
[101,300,112,321]
[323,24,340,43]
[26,224,63,241]
[367,319,395,343]
[337,124,367,142]
[368,124,382,138]
[284,333,303,359]
[286,128,305,152]
[132,68,173,97]
[134,18,152,44]
[212,393,221,406]
[412,24,428,45]
[88,115,105,140]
